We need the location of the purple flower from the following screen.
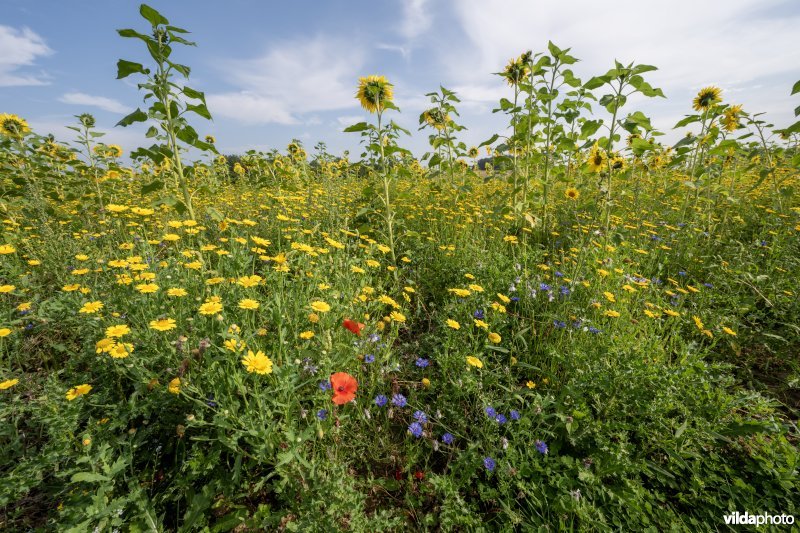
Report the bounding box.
[553,320,566,329]
[484,406,496,418]
[364,354,375,364]
[415,357,430,368]
[317,409,328,421]
[442,432,454,444]
[510,410,520,421]
[539,283,551,292]
[374,394,388,407]
[483,457,496,471]
[413,410,428,423]
[588,326,601,335]
[559,286,571,296]
[474,309,485,320]
[392,394,407,408]
[408,422,423,438]
[554,271,564,278]
[319,381,332,391]
[368,333,381,343]
[495,414,508,425]
[535,440,548,454]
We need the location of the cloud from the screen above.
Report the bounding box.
[59,92,128,114]
[399,0,431,41]
[207,36,365,124]
[0,25,52,86]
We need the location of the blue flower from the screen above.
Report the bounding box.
[510,410,520,421]
[495,414,508,425]
[408,422,423,438]
[392,394,407,408]
[553,320,566,329]
[364,354,375,364]
[374,394,388,407]
[415,358,430,368]
[317,409,328,421]
[206,394,217,408]
[559,286,570,296]
[539,283,551,292]
[319,381,332,391]
[484,406,496,418]
[588,326,601,335]
[368,333,381,343]
[474,309,485,320]
[535,440,548,454]
[441,432,454,444]
[510,296,520,302]
[483,457,496,471]
[554,271,564,278]
[413,410,428,423]
[703,282,713,288]
[678,270,687,276]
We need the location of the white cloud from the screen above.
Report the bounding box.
[59,92,128,114]
[399,0,431,41]
[0,25,52,86]
[207,36,365,124]
[336,115,364,127]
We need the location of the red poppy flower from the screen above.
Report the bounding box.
[330,372,358,405]
[414,470,425,480]
[342,318,365,336]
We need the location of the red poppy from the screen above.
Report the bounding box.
[330,372,358,405]
[414,470,425,480]
[342,318,365,336]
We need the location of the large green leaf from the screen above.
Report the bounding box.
[140,4,169,26]
[116,59,146,79]
[116,108,148,127]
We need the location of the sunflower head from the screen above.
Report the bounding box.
[692,86,722,112]
[565,187,580,200]
[422,108,450,130]
[0,114,30,138]
[502,57,529,86]
[586,143,607,173]
[356,75,394,114]
[721,104,743,132]
[78,113,96,128]
[467,146,479,159]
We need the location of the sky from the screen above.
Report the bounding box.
[1,0,799,160]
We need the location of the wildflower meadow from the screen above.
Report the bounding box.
[1,3,799,531]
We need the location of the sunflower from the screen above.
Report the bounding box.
[721,104,743,132]
[586,143,607,173]
[565,187,580,200]
[502,56,529,86]
[692,86,722,112]
[422,108,450,130]
[356,75,394,114]
[0,114,30,138]
[610,153,627,171]
[467,146,479,159]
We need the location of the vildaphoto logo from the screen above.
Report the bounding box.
[723,512,794,526]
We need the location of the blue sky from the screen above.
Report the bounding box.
[2,0,799,159]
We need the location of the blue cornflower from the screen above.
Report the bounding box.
[408,422,424,438]
[678,270,687,276]
[319,381,332,391]
[484,406,496,418]
[553,320,567,329]
[572,320,582,329]
[317,409,328,421]
[703,282,713,288]
[559,286,571,296]
[206,394,217,408]
[483,457,496,471]
[413,410,428,423]
[495,414,508,425]
[442,433,454,445]
[510,296,520,302]
[535,440,549,454]
[510,410,520,421]
[374,394,388,407]
[415,358,430,368]
[588,326,601,335]
[539,283,551,292]
[554,271,564,278]
[474,309,485,320]
[392,394,407,407]
[364,354,375,364]
[368,333,381,343]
